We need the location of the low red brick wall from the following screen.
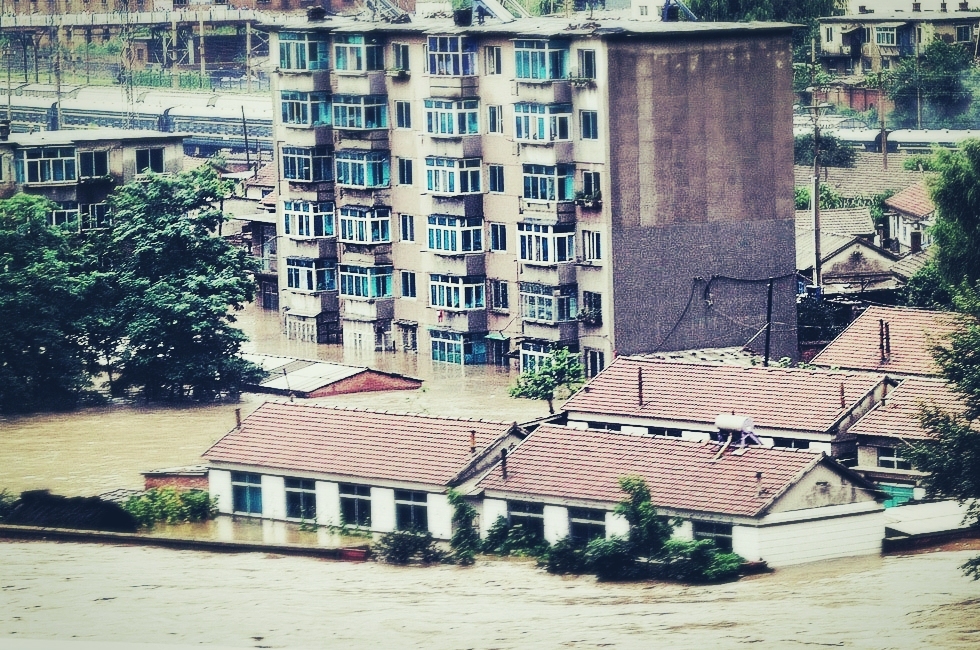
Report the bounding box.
[144,475,209,491]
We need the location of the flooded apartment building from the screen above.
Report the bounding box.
[265,14,797,374]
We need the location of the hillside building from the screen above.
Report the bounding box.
[265,15,798,373]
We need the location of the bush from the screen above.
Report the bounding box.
[540,536,586,575]
[659,539,743,583]
[448,489,480,566]
[0,489,17,521]
[122,487,217,528]
[480,517,548,557]
[583,536,638,581]
[373,529,445,565]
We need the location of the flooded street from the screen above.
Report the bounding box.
[2,541,979,648]
[0,303,548,497]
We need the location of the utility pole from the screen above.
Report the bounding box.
[879,81,887,170]
[246,21,252,93]
[807,101,831,289]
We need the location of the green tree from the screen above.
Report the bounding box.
[508,346,584,414]
[926,141,980,289]
[887,40,975,129]
[614,476,676,558]
[903,262,955,311]
[108,165,263,400]
[794,133,856,168]
[0,195,99,412]
[447,489,480,565]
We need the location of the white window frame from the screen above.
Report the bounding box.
[392,42,410,70]
[489,222,507,251]
[395,100,412,128]
[425,157,481,195]
[582,230,602,261]
[427,215,483,253]
[18,146,76,184]
[576,49,596,79]
[400,213,415,241]
[580,110,598,140]
[514,39,568,81]
[286,257,337,292]
[334,34,383,72]
[515,103,570,142]
[875,27,896,46]
[518,223,575,263]
[335,150,390,188]
[488,164,505,193]
[282,200,335,239]
[424,99,479,136]
[487,104,504,134]
[339,206,391,244]
[878,446,912,470]
[489,278,509,310]
[522,164,574,202]
[332,95,387,130]
[519,282,577,323]
[282,146,333,182]
[485,45,502,74]
[280,90,331,127]
[48,201,79,228]
[339,264,393,298]
[279,31,329,71]
[427,36,477,76]
[519,341,550,373]
[429,274,485,310]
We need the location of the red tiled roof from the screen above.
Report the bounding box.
[848,377,963,440]
[562,357,885,434]
[794,152,928,198]
[884,181,935,219]
[795,207,875,237]
[477,425,826,517]
[810,306,961,376]
[203,402,516,486]
[246,162,278,189]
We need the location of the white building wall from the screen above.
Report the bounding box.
[755,505,885,567]
[543,505,570,544]
[481,498,508,537]
[261,475,286,520]
[316,481,341,527]
[427,493,453,540]
[606,512,630,538]
[731,525,761,562]
[672,519,694,541]
[371,487,397,533]
[209,469,232,514]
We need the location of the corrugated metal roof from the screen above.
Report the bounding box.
[243,353,368,394]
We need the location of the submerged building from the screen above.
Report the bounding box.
[265,14,798,374]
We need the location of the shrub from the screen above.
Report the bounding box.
[583,536,637,581]
[373,529,445,565]
[659,539,743,583]
[480,515,511,554]
[615,476,675,558]
[122,487,217,528]
[0,489,17,521]
[540,536,586,575]
[448,489,480,566]
[481,517,548,557]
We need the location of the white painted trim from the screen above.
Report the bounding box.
[209,469,232,514]
[543,505,569,544]
[759,500,884,527]
[371,486,396,533]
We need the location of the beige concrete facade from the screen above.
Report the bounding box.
[269,16,797,370]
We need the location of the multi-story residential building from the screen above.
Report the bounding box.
[0,127,185,227]
[266,15,798,373]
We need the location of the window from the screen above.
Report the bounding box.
[487,105,503,134]
[430,329,487,364]
[339,264,393,298]
[335,150,390,187]
[514,103,571,142]
[569,507,606,547]
[80,202,110,230]
[280,91,330,126]
[692,521,733,552]
[429,274,485,310]
[957,25,972,42]
[582,230,602,261]
[489,222,507,251]
[583,347,605,378]
[862,27,872,44]
[424,99,479,136]
[508,501,545,540]
[283,200,334,239]
[875,27,896,46]
[339,206,391,243]
[392,42,410,70]
[395,490,428,531]
[772,437,810,450]
[79,150,108,177]
[279,31,329,70]
[522,164,574,201]
[285,478,316,520]
[577,49,596,79]
[520,341,550,373]
[639,5,648,15]
[332,95,387,129]
[286,257,336,292]
[485,45,502,74]
[489,278,509,310]
[580,110,598,139]
[581,290,602,325]
[518,223,575,262]
[282,146,333,182]
[583,170,601,198]
[397,158,414,185]
[15,147,76,183]
[427,215,483,253]
[49,202,79,228]
[334,34,383,72]
[395,100,412,128]
[231,472,262,515]
[878,446,912,471]
[488,164,505,193]
[427,36,477,76]
[425,157,481,194]
[339,483,371,527]
[825,26,833,43]
[399,213,415,241]
[520,282,577,323]
[401,270,417,297]
[514,39,568,80]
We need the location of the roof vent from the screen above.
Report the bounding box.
[307,6,327,21]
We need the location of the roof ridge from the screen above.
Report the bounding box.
[258,400,513,426]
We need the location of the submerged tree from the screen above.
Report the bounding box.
[508,346,585,414]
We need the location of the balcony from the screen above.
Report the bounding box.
[514,79,571,104]
[436,307,488,333]
[342,296,394,322]
[428,76,479,99]
[254,255,277,275]
[331,70,386,95]
[285,289,339,317]
[333,129,389,149]
[429,251,486,276]
[341,242,392,265]
[523,319,578,343]
[283,236,337,260]
[519,260,576,285]
[519,199,576,225]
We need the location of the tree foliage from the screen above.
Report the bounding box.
[794,133,856,168]
[0,165,261,413]
[886,40,976,129]
[926,141,980,290]
[614,476,676,558]
[447,489,480,565]
[508,346,584,414]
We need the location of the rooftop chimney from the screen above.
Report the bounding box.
[637,367,643,406]
[306,6,327,21]
[470,430,477,455]
[913,2,922,10]
[235,407,242,429]
[500,447,508,480]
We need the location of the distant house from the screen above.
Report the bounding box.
[884,181,936,255]
[560,356,888,459]
[242,353,421,398]
[0,128,185,228]
[795,227,900,297]
[847,376,962,505]
[474,424,885,567]
[203,402,523,539]
[810,305,959,377]
[889,247,934,284]
[796,206,876,240]
[794,152,927,201]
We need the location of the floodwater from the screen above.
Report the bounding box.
[1,541,980,648]
[0,303,548,497]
